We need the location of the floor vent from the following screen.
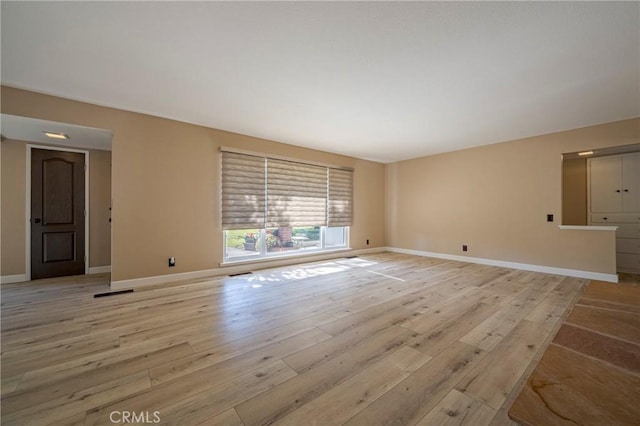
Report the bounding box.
[94,289,134,298]
[229,271,253,277]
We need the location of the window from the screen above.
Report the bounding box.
[221,149,352,262]
[224,226,348,261]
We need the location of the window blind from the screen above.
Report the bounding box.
[328,168,353,227]
[267,159,328,227]
[221,149,353,229]
[221,151,266,230]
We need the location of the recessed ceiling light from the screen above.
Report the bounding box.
[578,151,594,156]
[43,131,70,140]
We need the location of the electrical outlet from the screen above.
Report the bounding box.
[168,257,176,267]
[547,214,554,222]
[366,239,370,245]
[462,245,468,252]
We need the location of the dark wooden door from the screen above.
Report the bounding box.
[31,149,86,279]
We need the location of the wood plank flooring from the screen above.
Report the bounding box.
[1,253,587,425]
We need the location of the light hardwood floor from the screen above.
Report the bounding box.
[1,253,589,425]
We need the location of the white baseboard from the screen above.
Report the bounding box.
[4,247,618,288]
[88,265,111,274]
[386,247,618,283]
[110,245,619,291]
[0,274,28,284]
[110,247,387,290]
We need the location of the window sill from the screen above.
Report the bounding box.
[220,247,352,267]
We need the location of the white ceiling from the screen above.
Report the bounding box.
[1,2,638,163]
[1,114,113,151]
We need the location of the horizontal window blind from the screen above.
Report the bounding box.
[328,168,353,227]
[220,149,353,229]
[221,152,265,230]
[267,159,327,227]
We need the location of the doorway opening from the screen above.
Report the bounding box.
[1,114,113,284]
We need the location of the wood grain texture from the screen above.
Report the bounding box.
[1,253,586,426]
[565,304,640,344]
[274,346,431,426]
[581,279,640,305]
[236,325,415,426]
[197,408,244,426]
[509,278,640,426]
[343,340,486,426]
[456,320,548,410]
[552,323,640,373]
[510,344,640,426]
[416,389,496,426]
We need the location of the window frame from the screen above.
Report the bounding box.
[223,226,350,263]
[220,148,353,264]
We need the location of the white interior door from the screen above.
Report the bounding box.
[589,155,622,213]
[622,152,640,212]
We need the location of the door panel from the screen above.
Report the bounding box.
[589,156,622,213]
[31,149,85,279]
[622,153,640,212]
[43,158,75,224]
[43,232,76,262]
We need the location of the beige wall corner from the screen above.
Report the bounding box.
[562,158,587,226]
[350,159,386,249]
[385,118,639,275]
[89,149,112,268]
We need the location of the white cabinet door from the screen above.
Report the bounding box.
[590,155,622,212]
[589,152,640,273]
[622,152,640,212]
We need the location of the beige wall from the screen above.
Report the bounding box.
[1,86,386,281]
[1,140,26,276]
[386,119,639,274]
[562,158,587,226]
[3,85,635,280]
[0,138,112,276]
[89,149,112,268]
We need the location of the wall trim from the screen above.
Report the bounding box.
[110,247,386,290]
[386,247,619,283]
[0,274,28,284]
[89,265,111,274]
[110,244,619,291]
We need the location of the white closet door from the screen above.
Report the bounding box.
[622,153,640,212]
[590,156,622,213]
